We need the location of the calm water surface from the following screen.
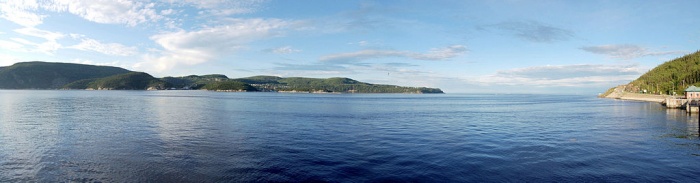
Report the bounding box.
[0,90,699,182]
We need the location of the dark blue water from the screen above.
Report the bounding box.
[0,90,698,182]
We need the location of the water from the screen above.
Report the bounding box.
[0,90,698,182]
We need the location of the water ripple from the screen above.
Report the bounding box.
[1,91,699,181]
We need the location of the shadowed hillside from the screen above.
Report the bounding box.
[0,62,130,89]
[64,72,171,90]
[0,61,444,93]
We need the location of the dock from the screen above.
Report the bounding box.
[664,98,700,113]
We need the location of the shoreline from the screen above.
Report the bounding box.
[599,85,670,103]
[602,92,669,103]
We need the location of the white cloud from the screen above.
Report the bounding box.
[471,64,642,87]
[136,18,295,72]
[68,38,138,56]
[1,0,163,27]
[66,59,122,66]
[160,9,175,16]
[357,41,369,46]
[0,53,21,66]
[413,45,469,60]
[0,0,269,30]
[12,27,64,54]
[0,40,27,51]
[42,0,161,26]
[265,46,301,54]
[177,0,265,16]
[320,45,467,63]
[580,44,686,60]
[483,21,574,43]
[14,27,64,41]
[0,0,45,27]
[348,40,371,46]
[10,38,35,46]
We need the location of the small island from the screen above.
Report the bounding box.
[0,61,443,94]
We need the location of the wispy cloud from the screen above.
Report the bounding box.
[347,40,381,47]
[68,38,138,56]
[482,21,574,43]
[0,53,21,66]
[274,63,347,71]
[12,27,64,54]
[320,45,467,63]
[43,0,162,26]
[0,1,45,27]
[0,39,28,52]
[316,1,423,34]
[263,46,301,54]
[0,0,266,28]
[472,64,642,87]
[136,18,298,72]
[580,44,686,59]
[14,27,64,41]
[176,0,266,16]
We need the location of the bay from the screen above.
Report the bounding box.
[0,90,698,182]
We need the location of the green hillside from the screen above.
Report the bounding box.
[233,75,282,84]
[235,75,444,93]
[201,80,258,91]
[622,50,700,95]
[161,74,229,89]
[65,72,171,90]
[0,61,444,93]
[0,62,130,89]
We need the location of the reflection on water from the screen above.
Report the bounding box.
[665,108,700,139]
[1,91,699,182]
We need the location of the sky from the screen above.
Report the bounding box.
[0,0,698,94]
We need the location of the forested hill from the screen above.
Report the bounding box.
[64,72,171,90]
[0,61,444,93]
[0,61,130,89]
[612,50,700,95]
[233,76,444,93]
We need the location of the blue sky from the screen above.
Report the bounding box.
[0,0,698,94]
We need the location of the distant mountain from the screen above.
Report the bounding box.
[0,61,130,89]
[0,61,444,93]
[234,75,282,84]
[160,74,230,89]
[201,80,258,91]
[601,50,700,97]
[64,72,171,90]
[233,75,444,93]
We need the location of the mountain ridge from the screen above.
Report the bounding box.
[0,61,444,93]
[0,61,131,89]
